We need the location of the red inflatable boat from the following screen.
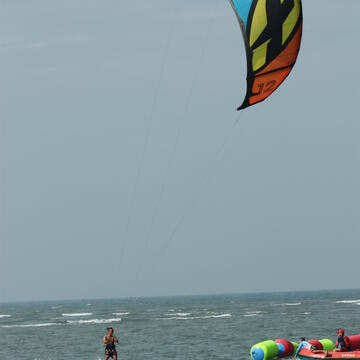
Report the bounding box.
[298,349,360,359]
[298,334,360,359]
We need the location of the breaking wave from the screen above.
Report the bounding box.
[159,313,231,320]
[62,313,93,317]
[67,317,122,325]
[244,311,265,317]
[1,322,60,329]
[164,312,191,317]
[112,312,130,316]
[0,315,11,319]
[202,314,231,319]
[335,300,360,304]
[1,317,122,328]
[272,303,302,307]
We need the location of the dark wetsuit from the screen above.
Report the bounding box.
[104,335,118,359]
[335,336,351,352]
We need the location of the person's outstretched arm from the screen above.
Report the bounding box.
[295,343,303,357]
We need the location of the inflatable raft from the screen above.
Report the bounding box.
[251,335,360,360]
[298,349,360,359]
[251,339,333,360]
[298,335,360,359]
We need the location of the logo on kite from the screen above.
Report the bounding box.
[229,0,303,110]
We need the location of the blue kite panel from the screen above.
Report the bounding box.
[231,0,253,27]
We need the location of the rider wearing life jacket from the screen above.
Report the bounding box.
[334,328,351,352]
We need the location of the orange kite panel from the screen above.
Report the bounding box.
[249,68,292,105]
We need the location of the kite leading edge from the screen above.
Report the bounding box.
[229,0,303,110]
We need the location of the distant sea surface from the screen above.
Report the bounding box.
[1,290,360,360]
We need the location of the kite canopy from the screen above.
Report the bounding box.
[229,0,303,110]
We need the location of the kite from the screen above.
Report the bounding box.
[229,0,303,110]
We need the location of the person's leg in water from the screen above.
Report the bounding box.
[104,349,110,360]
[105,349,116,360]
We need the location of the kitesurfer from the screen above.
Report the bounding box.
[334,328,351,352]
[104,327,119,360]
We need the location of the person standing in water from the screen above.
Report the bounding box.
[104,327,119,360]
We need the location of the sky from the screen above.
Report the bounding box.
[1,0,359,302]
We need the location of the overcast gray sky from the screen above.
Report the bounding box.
[1,0,359,302]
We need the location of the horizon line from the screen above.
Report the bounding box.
[1,287,359,305]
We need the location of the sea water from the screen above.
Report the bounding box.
[1,290,360,360]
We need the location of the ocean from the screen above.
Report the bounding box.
[1,290,360,360]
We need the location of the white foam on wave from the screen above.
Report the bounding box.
[335,300,360,304]
[164,312,191,317]
[203,314,231,319]
[0,315,11,319]
[243,311,265,317]
[272,302,302,307]
[1,322,60,329]
[160,313,231,321]
[303,312,311,315]
[67,317,122,325]
[62,313,93,317]
[113,312,130,316]
[2,317,123,328]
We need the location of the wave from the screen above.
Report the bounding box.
[1,317,122,328]
[113,312,130,316]
[160,313,231,321]
[202,314,231,319]
[335,299,360,304]
[303,312,312,315]
[164,312,191,317]
[67,317,122,325]
[244,311,265,317]
[1,322,60,329]
[272,302,302,307]
[244,313,264,317]
[0,315,11,319]
[62,313,93,317]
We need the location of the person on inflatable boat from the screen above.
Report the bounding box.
[295,338,316,357]
[334,328,351,352]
